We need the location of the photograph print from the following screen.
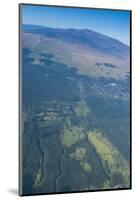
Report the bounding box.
[19,4,131,196]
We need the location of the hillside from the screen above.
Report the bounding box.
[21,24,130,195]
[22,24,130,80]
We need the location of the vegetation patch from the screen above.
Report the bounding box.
[70,148,92,173]
[33,168,43,189]
[74,100,90,116]
[75,148,86,160]
[87,130,130,187]
[102,180,112,189]
[81,162,92,172]
[43,112,58,121]
[61,122,85,147]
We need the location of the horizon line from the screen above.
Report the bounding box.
[22,23,129,47]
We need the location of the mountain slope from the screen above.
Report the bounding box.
[22,24,130,80]
[23,24,129,58]
[21,24,130,194]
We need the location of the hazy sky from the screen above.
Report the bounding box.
[22,4,130,45]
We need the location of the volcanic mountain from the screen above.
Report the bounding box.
[22,24,130,80]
